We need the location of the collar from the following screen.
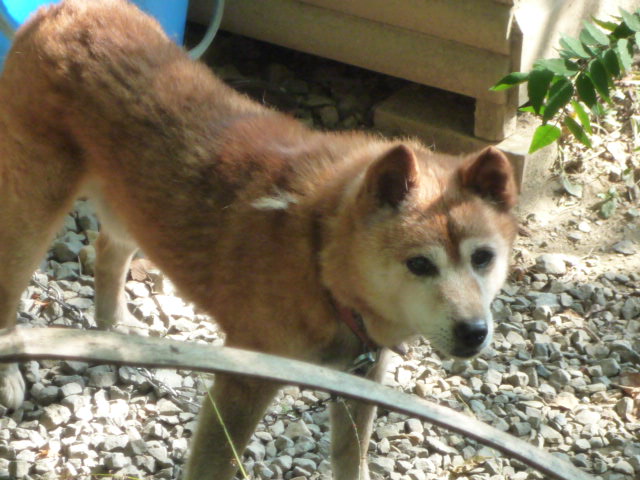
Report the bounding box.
[333,297,407,371]
[336,303,379,353]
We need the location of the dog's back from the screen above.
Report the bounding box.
[0,0,389,357]
[1,0,311,316]
[1,0,270,202]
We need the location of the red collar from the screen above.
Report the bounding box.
[334,300,407,357]
[335,303,380,353]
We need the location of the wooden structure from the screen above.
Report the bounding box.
[189,0,639,143]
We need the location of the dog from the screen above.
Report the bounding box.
[0,1,518,478]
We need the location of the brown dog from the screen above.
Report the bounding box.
[0,1,518,478]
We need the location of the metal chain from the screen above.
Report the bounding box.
[264,393,336,425]
[30,277,92,330]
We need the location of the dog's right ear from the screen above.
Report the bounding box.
[361,144,420,209]
[460,146,517,211]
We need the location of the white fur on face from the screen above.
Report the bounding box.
[358,234,511,357]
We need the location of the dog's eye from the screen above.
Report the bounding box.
[471,248,494,269]
[406,256,439,277]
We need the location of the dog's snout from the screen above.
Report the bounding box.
[453,319,488,357]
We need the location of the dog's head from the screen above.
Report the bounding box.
[323,143,518,358]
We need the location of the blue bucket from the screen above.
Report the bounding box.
[0,0,191,68]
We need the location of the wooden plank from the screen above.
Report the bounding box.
[221,0,509,103]
[300,0,513,55]
[474,99,516,141]
[0,326,596,480]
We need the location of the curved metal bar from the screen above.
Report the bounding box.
[0,327,594,480]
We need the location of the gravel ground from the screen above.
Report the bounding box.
[1,32,639,480]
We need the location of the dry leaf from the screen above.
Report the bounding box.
[619,372,640,396]
[129,258,156,282]
[619,372,640,388]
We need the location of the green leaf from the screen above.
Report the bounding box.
[564,116,592,148]
[583,21,611,45]
[612,20,633,39]
[602,48,621,77]
[575,73,597,108]
[616,38,633,71]
[529,124,561,153]
[543,78,573,122]
[620,8,640,31]
[589,58,611,102]
[636,31,640,47]
[591,102,606,117]
[559,35,592,58]
[599,197,617,219]
[528,69,554,114]
[576,73,598,109]
[519,105,536,113]
[571,100,592,134]
[532,58,579,76]
[490,72,530,91]
[592,17,619,32]
[579,28,598,47]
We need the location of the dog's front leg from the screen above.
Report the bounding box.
[330,348,391,480]
[185,374,279,480]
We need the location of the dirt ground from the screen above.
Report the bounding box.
[512,73,640,280]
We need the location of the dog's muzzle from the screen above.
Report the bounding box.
[452,318,489,358]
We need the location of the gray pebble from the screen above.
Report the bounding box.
[105,452,131,469]
[484,369,503,385]
[535,254,567,275]
[599,358,621,377]
[370,456,395,475]
[506,372,529,387]
[40,404,71,430]
[31,385,60,406]
[612,240,636,255]
[611,459,635,475]
[87,365,118,388]
[539,424,563,444]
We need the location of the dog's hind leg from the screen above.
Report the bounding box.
[330,348,392,480]
[186,374,280,480]
[93,229,138,331]
[0,133,85,409]
[90,201,139,332]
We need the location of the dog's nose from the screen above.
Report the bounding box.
[453,319,488,356]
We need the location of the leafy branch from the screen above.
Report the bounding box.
[492,8,640,153]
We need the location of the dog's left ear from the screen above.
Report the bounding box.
[460,146,517,211]
[362,144,420,208]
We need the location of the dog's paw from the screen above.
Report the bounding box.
[0,363,26,410]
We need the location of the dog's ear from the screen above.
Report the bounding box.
[362,144,419,208]
[460,146,517,211]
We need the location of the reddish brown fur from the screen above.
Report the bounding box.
[0,2,518,478]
